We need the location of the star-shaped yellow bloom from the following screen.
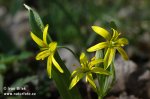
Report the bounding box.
[87,26,128,69]
[30,25,63,78]
[69,52,110,90]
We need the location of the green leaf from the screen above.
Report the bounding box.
[24,4,52,42]
[52,52,82,99]
[24,4,44,39]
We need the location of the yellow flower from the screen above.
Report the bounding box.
[87,26,128,69]
[30,25,63,78]
[69,53,110,90]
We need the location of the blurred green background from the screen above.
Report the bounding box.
[0,0,150,99]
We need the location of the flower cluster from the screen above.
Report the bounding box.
[30,25,63,78]
[69,53,110,90]
[31,25,128,90]
[87,26,128,69]
[69,26,128,89]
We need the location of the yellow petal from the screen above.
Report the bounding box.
[47,56,52,78]
[79,52,88,68]
[92,26,111,40]
[30,32,46,47]
[87,42,108,52]
[49,42,57,52]
[71,67,83,77]
[116,38,128,46]
[89,58,103,68]
[43,24,49,45]
[52,56,64,73]
[80,53,87,61]
[91,67,110,75]
[104,48,115,69]
[40,47,49,51]
[91,56,96,61]
[69,73,84,90]
[36,50,50,60]
[116,47,128,60]
[111,28,119,41]
[86,73,96,89]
